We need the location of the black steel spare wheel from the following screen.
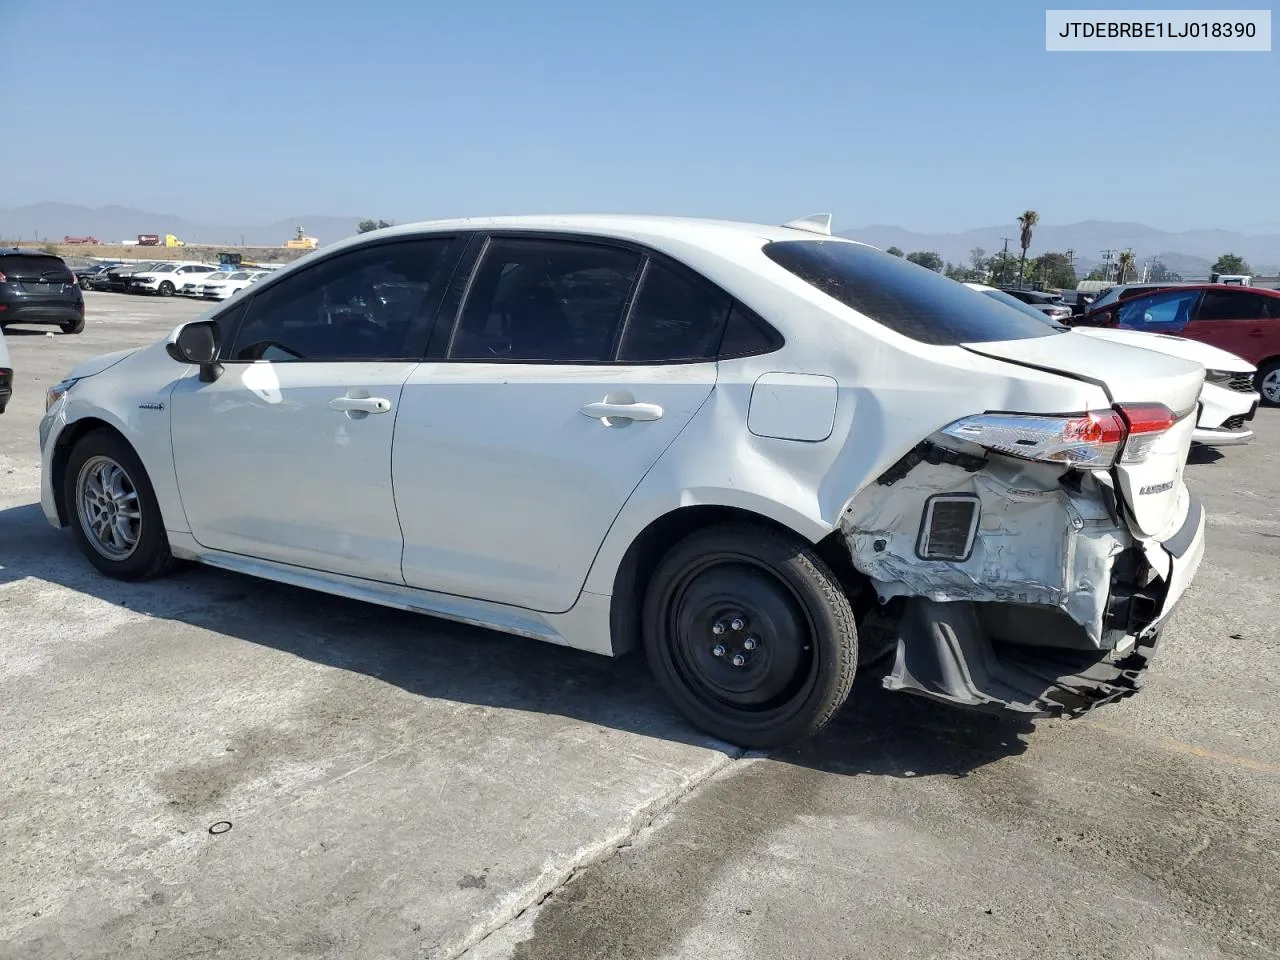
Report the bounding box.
[643,523,858,749]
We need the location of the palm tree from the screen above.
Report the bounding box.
[1016,210,1039,287]
[1117,249,1136,283]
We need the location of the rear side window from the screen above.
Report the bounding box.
[617,261,732,362]
[1199,290,1270,321]
[449,238,641,362]
[0,255,73,282]
[762,240,1058,345]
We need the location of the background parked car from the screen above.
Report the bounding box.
[1086,282,1184,313]
[1076,283,1280,405]
[103,261,164,292]
[997,287,1073,321]
[127,262,219,297]
[0,327,10,413]
[199,270,261,300]
[76,263,121,290]
[0,249,86,334]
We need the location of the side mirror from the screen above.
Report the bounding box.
[166,320,223,383]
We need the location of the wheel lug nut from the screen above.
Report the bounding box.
[712,622,726,636]
[743,637,757,651]
[712,644,726,658]
[730,618,745,632]
[731,654,746,667]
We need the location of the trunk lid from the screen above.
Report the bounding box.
[962,332,1205,410]
[964,332,1204,541]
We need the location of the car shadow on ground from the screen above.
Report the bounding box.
[0,327,70,336]
[1186,444,1227,466]
[0,501,1033,781]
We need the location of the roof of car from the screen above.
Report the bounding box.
[0,248,68,259]
[1119,283,1280,296]
[345,214,868,250]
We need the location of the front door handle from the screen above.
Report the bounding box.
[579,400,664,423]
[329,395,392,414]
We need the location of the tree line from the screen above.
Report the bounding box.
[886,209,1257,289]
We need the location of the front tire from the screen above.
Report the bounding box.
[62,430,175,581]
[158,281,175,297]
[642,523,858,749]
[1258,359,1280,408]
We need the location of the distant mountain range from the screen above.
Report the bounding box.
[837,220,1280,277]
[2,204,1277,276]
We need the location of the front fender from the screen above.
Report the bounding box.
[55,343,189,534]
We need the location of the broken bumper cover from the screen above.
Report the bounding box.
[882,495,1205,718]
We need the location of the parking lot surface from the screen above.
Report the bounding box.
[2,293,1278,959]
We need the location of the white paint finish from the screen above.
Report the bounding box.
[394,361,716,613]
[746,372,839,442]
[169,360,417,582]
[1196,380,1260,432]
[38,214,1211,660]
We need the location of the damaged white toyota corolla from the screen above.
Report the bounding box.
[38,214,1207,748]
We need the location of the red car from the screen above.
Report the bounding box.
[1075,284,1280,406]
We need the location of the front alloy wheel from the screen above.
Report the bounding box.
[1259,360,1280,407]
[158,281,175,297]
[643,523,858,749]
[75,455,142,560]
[63,430,175,580]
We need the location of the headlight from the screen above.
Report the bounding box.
[1204,369,1233,384]
[45,378,79,411]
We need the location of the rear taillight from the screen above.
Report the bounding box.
[942,403,1175,468]
[1116,402,1176,464]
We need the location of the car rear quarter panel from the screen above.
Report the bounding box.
[580,269,1113,598]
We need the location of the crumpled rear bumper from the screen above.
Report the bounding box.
[883,597,1162,717]
[881,494,1205,717]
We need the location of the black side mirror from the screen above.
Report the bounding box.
[166,320,223,382]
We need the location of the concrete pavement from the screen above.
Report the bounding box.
[1,293,1277,959]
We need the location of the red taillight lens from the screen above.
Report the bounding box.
[1117,403,1175,434]
[1116,403,1176,464]
[942,403,1178,469]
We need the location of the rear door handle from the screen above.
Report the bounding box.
[579,401,664,423]
[329,396,392,414]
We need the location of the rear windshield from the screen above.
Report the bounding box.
[762,240,1059,346]
[0,254,73,281]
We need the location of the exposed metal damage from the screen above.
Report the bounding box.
[840,439,1173,717]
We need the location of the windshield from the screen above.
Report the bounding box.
[151,263,178,273]
[763,240,1059,345]
[227,272,252,281]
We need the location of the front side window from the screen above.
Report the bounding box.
[227,238,451,362]
[1116,289,1200,331]
[763,240,1058,345]
[448,238,640,362]
[616,260,732,362]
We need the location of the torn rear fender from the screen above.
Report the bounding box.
[840,452,1128,648]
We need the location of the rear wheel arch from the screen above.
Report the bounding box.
[607,504,869,658]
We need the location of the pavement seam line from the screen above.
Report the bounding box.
[439,745,753,960]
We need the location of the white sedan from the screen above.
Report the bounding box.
[965,283,1260,446]
[198,271,264,300]
[38,214,1206,747]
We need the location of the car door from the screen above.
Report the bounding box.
[169,236,459,582]
[394,235,729,614]
[1183,288,1274,365]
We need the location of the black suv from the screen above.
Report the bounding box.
[0,250,86,334]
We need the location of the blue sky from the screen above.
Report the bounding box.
[2,0,1275,232]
